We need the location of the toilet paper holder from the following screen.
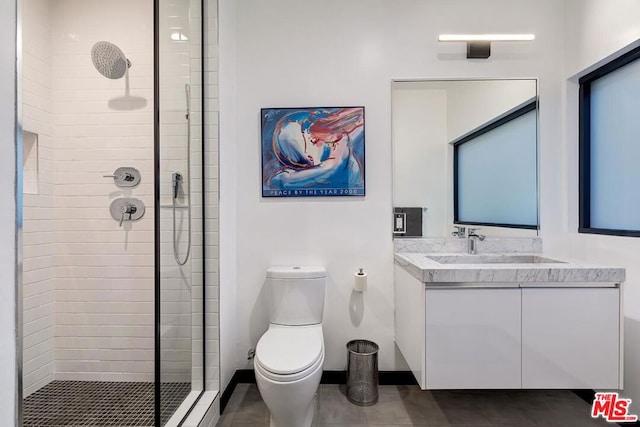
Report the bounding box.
[354,268,367,292]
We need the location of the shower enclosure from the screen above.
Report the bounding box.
[17,0,209,425]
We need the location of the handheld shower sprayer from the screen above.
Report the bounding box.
[172,83,192,266]
[172,172,183,199]
[185,84,191,120]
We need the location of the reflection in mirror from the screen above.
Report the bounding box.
[392,79,538,238]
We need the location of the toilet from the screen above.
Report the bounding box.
[254,266,326,427]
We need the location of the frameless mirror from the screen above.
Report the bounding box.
[392,79,539,238]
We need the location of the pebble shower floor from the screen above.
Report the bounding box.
[23,381,191,426]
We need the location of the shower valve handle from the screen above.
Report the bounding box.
[103,167,141,187]
[104,172,133,180]
[119,205,138,227]
[110,198,145,227]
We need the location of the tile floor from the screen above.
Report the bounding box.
[218,384,617,427]
[23,380,191,426]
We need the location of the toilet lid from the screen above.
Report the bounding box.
[255,326,323,375]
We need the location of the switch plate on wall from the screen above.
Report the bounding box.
[393,207,423,238]
[393,212,407,234]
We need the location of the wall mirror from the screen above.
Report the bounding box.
[392,79,539,238]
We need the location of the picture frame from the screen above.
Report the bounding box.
[261,106,366,198]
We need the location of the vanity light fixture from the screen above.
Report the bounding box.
[438,33,535,59]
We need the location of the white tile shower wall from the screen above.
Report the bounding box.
[51,0,155,382]
[22,0,55,398]
[188,0,206,390]
[204,0,220,392]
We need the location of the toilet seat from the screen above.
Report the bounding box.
[255,325,324,382]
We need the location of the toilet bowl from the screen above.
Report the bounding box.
[254,266,326,427]
[255,324,324,427]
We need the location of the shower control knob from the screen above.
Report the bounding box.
[103,167,141,187]
[110,198,145,227]
[119,205,138,226]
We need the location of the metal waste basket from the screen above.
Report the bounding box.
[346,339,379,406]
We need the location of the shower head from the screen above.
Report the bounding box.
[91,41,131,79]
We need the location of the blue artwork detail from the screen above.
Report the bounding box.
[261,107,365,197]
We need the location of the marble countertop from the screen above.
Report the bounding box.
[394,251,626,285]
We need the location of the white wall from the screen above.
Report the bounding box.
[51,0,155,382]
[0,0,17,420]
[22,0,55,397]
[219,0,565,372]
[218,0,237,393]
[562,0,640,406]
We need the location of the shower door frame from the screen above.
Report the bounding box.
[13,0,208,424]
[153,0,208,424]
[15,0,24,424]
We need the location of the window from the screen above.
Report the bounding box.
[579,45,640,236]
[453,99,538,229]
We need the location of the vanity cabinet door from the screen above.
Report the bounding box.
[425,288,521,389]
[522,287,620,388]
[394,265,427,388]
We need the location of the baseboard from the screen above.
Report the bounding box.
[220,369,416,413]
[220,372,633,427]
[235,369,257,383]
[220,371,243,414]
[320,370,418,385]
[378,371,419,385]
[320,370,346,384]
[571,389,595,405]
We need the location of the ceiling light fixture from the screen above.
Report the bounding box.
[438,33,535,59]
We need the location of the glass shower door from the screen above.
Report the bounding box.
[157,0,204,424]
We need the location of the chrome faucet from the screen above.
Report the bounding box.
[451,226,466,238]
[467,228,486,254]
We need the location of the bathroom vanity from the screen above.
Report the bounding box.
[393,238,625,390]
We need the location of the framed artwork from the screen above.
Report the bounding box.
[261,106,365,197]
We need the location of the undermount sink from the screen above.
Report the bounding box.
[426,254,565,264]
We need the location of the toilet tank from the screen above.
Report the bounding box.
[266,266,326,326]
